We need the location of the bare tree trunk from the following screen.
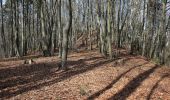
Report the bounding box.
[61,0,72,69]
[107,0,113,59]
[1,0,6,57]
[58,0,62,58]
[40,1,47,52]
[160,0,167,64]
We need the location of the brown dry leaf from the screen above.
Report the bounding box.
[0,51,169,100]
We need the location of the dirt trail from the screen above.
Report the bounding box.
[0,51,170,100]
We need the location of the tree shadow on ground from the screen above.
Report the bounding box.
[0,55,130,99]
[146,73,170,100]
[87,62,149,100]
[107,64,160,100]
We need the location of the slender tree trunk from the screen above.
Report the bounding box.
[107,0,113,59]
[1,0,6,57]
[58,0,62,58]
[61,0,72,69]
[40,1,46,51]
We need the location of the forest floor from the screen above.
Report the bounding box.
[0,50,170,100]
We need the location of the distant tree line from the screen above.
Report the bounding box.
[0,0,170,68]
